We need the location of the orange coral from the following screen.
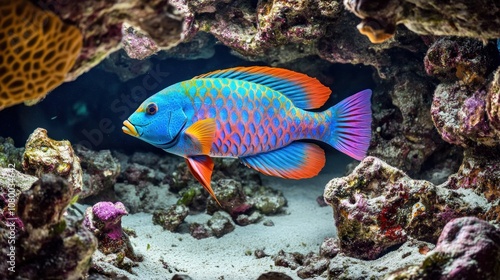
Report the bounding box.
[357,18,396,44]
[0,0,82,110]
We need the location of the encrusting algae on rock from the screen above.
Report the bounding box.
[22,128,83,196]
[1,155,96,279]
[323,156,496,260]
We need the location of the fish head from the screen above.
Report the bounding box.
[122,94,188,148]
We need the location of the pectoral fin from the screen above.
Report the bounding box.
[185,118,216,154]
[185,155,220,205]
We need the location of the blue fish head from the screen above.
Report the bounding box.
[123,92,187,148]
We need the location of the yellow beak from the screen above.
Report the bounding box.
[122,120,139,137]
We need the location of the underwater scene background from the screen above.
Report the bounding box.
[1,0,499,279]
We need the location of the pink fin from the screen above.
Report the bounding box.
[194,66,331,110]
[328,89,372,160]
[185,155,220,205]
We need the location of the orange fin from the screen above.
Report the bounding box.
[185,118,216,155]
[240,142,325,179]
[194,66,331,110]
[185,155,220,205]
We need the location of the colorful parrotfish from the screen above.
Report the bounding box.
[122,66,372,204]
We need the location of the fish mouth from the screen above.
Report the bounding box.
[122,120,139,137]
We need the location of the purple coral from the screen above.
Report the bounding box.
[84,201,128,240]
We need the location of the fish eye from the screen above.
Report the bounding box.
[146,103,157,115]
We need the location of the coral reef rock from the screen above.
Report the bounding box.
[447,147,500,224]
[297,253,330,278]
[194,0,342,57]
[318,8,425,74]
[114,151,179,213]
[0,173,96,279]
[158,32,216,61]
[0,167,37,231]
[84,201,142,275]
[425,37,500,150]
[120,22,160,60]
[274,250,305,270]
[369,70,442,176]
[319,237,340,259]
[424,37,498,86]
[0,167,37,196]
[0,0,82,110]
[206,179,254,221]
[189,211,235,239]
[176,186,208,212]
[489,67,500,134]
[257,272,294,280]
[152,204,189,232]
[324,156,494,260]
[84,202,130,253]
[189,222,213,240]
[101,48,153,82]
[207,211,235,238]
[386,217,500,280]
[344,0,500,43]
[22,128,83,195]
[270,236,433,279]
[74,145,121,199]
[431,66,500,148]
[235,211,263,226]
[252,186,287,215]
[36,0,188,80]
[206,178,287,225]
[0,137,23,170]
[327,240,434,279]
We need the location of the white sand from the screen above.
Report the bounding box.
[122,172,337,280]
[89,154,434,279]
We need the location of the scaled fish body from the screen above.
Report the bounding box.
[123,66,372,203]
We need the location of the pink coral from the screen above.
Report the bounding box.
[84,201,127,240]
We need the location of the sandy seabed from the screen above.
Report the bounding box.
[121,172,336,280]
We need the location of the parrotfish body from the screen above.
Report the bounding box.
[122,67,372,204]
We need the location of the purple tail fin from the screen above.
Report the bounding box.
[326,89,372,160]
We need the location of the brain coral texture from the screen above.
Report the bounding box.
[0,0,82,110]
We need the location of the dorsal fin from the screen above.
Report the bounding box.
[194,66,331,110]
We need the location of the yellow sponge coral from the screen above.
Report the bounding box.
[0,0,82,110]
